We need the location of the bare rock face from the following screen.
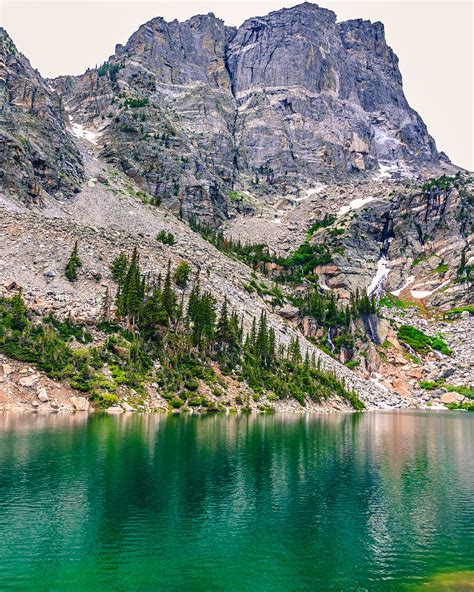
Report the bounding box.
[54,14,236,224]
[228,5,438,186]
[52,3,443,223]
[301,173,472,309]
[0,29,84,203]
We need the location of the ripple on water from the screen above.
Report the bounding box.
[0,411,472,591]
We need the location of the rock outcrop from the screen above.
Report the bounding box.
[311,174,473,308]
[0,29,84,203]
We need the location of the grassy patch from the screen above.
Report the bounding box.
[446,402,474,411]
[307,214,336,237]
[344,360,360,369]
[378,294,411,310]
[442,304,474,319]
[433,262,448,274]
[397,325,451,356]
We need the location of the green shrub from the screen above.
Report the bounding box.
[419,379,445,391]
[188,397,204,407]
[446,402,474,411]
[90,392,119,409]
[344,360,360,369]
[184,378,199,391]
[433,262,448,274]
[44,314,93,344]
[170,397,184,408]
[174,262,190,288]
[307,214,336,236]
[156,230,176,246]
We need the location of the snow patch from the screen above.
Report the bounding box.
[410,280,451,299]
[391,275,415,296]
[71,122,99,145]
[373,158,416,181]
[368,256,390,295]
[374,161,398,180]
[295,184,327,202]
[337,195,375,217]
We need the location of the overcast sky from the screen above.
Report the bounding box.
[1,0,472,170]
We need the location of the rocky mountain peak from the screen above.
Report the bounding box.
[0,7,471,415]
[0,29,83,203]
[1,4,453,221]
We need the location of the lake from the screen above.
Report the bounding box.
[0,411,472,591]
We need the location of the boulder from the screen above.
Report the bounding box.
[277,304,299,321]
[392,377,412,398]
[408,367,424,379]
[106,405,123,414]
[70,396,91,412]
[19,375,39,387]
[121,402,136,412]
[37,388,49,402]
[440,392,465,404]
[2,364,14,376]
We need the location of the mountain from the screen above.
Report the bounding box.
[0,29,83,203]
[52,3,450,222]
[0,4,472,414]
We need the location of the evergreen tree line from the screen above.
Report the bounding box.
[107,249,364,409]
[188,216,377,358]
[189,216,332,281]
[0,247,364,410]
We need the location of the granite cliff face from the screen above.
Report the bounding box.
[0,29,83,203]
[307,176,473,308]
[227,7,439,188]
[53,3,444,222]
[54,14,236,222]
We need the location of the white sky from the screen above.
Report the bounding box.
[1,0,473,170]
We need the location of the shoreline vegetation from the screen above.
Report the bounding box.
[0,248,364,413]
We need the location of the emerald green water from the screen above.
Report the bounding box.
[0,411,472,591]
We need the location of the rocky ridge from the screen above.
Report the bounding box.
[0,29,83,203]
[52,3,451,223]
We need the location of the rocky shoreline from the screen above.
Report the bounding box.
[0,355,362,415]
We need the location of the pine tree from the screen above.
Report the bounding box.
[289,337,302,365]
[65,241,82,282]
[110,253,128,285]
[10,291,28,331]
[116,247,142,322]
[162,261,176,322]
[174,261,191,289]
[216,297,230,347]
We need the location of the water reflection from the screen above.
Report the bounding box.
[0,411,472,591]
